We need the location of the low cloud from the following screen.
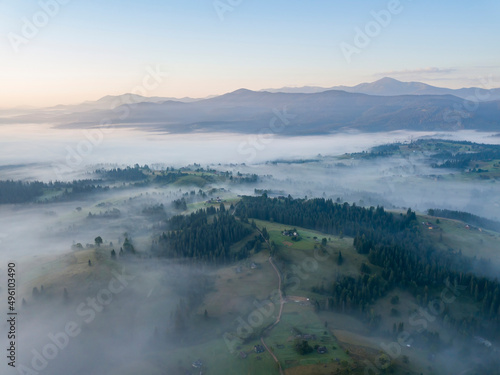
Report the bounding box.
[375,67,456,77]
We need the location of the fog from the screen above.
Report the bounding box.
[1,124,499,374]
[0,182,229,375]
[1,123,498,174]
[2,124,498,221]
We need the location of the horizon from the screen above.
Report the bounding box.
[4,76,500,110]
[1,0,499,107]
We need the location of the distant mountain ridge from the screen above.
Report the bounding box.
[2,79,500,135]
[45,93,204,113]
[263,77,500,100]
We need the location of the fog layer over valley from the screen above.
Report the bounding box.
[1,127,500,375]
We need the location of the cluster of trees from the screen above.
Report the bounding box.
[152,206,253,264]
[154,171,189,184]
[96,164,148,181]
[172,198,187,210]
[237,195,500,334]
[232,173,259,184]
[352,139,500,172]
[0,180,44,203]
[295,340,313,355]
[353,220,500,333]
[430,142,500,169]
[87,208,121,219]
[353,143,401,159]
[235,195,415,238]
[312,274,384,327]
[432,159,470,169]
[0,179,107,204]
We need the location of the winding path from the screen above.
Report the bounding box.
[258,229,285,375]
[233,204,285,374]
[267,256,284,330]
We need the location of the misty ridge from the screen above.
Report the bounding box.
[2,78,500,135]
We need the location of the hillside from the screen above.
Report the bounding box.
[38,90,500,134]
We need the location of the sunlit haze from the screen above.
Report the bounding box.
[1,0,500,107]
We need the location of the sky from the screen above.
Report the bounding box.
[0,0,499,107]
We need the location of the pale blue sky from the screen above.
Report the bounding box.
[1,0,499,106]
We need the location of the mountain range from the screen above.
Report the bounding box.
[263,77,500,100]
[1,78,499,135]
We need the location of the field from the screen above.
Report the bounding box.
[13,206,500,375]
[252,219,378,295]
[418,214,500,269]
[18,247,117,299]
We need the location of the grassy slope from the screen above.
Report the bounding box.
[20,211,498,374]
[418,214,500,268]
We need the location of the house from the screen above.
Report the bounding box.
[317,346,327,354]
[282,229,298,237]
[254,345,265,353]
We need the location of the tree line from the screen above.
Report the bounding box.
[0,179,107,204]
[236,195,500,334]
[151,205,255,264]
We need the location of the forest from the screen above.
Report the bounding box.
[152,204,258,264]
[235,195,500,335]
[0,179,108,204]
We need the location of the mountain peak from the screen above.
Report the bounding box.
[356,77,405,89]
[230,88,256,95]
[376,77,402,83]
